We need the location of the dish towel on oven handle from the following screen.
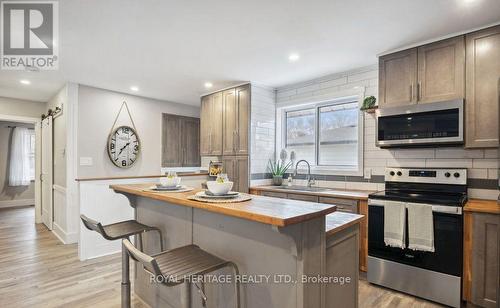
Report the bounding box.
[407,203,435,252]
[383,202,406,249]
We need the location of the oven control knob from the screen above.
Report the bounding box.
[390,171,395,176]
[445,172,451,178]
[454,172,460,178]
[397,171,402,176]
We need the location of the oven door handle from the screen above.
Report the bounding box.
[368,200,462,215]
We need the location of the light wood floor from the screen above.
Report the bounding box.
[0,207,444,308]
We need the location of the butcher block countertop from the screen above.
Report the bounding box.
[111,184,337,227]
[250,185,374,200]
[325,212,364,236]
[464,199,500,215]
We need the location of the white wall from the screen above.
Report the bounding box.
[276,65,499,199]
[77,85,200,178]
[0,96,46,118]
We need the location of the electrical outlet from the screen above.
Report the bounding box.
[364,168,372,179]
[79,157,93,166]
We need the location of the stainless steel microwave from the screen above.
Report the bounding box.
[376,99,464,148]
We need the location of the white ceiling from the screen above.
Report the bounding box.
[1,0,499,105]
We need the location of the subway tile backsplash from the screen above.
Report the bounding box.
[262,65,499,199]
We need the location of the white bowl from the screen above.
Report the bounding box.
[206,181,233,196]
[159,176,181,188]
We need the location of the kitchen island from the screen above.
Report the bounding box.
[111,183,358,308]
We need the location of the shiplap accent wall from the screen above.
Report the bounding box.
[276,65,499,199]
[250,84,276,186]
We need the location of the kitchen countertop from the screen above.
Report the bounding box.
[110,184,337,227]
[325,212,364,236]
[464,199,499,215]
[250,185,374,200]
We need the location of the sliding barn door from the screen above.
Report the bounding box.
[41,117,53,230]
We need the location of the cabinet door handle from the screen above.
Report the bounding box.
[410,84,414,101]
[417,82,421,101]
[233,131,236,153]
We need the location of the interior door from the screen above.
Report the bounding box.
[41,116,53,230]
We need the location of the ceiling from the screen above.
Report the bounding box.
[0,0,499,105]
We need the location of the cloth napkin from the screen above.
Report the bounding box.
[407,203,435,252]
[384,202,406,249]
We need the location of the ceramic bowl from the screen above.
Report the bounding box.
[206,181,233,196]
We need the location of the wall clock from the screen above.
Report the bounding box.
[107,125,141,168]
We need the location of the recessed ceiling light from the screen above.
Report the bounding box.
[204,82,213,89]
[20,80,31,85]
[288,53,300,62]
[130,86,139,92]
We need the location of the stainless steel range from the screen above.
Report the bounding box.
[367,167,467,308]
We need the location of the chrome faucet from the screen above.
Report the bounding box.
[294,160,315,187]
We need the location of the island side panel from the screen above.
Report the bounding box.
[193,209,326,308]
[134,196,194,308]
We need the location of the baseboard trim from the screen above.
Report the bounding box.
[0,199,35,209]
[53,222,78,244]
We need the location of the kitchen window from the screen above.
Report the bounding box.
[279,96,363,175]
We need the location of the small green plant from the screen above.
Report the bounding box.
[361,96,376,110]
[268,159,292,177]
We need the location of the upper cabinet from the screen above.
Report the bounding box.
[417,36,465,103]
[200,84,251,156]
[379,48,418,107]
[379,36,465,108]
[465,25,500,148]
[162,114,200,167]
[200,91,223,155]
[223,84,250,155]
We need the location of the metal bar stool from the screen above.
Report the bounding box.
[123,239,240,308]
[80,215,164,308]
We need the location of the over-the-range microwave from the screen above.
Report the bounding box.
[376,99,464,148]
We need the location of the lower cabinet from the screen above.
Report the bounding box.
[326,223,359,308]
[251,189,369,272]
[464,211,499,308]
[222,156,249,193]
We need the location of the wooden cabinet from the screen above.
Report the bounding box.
[288,193,318,202]
[417,36,465,103]
[223,85,250,155]
[326,224,359,308]
[465,26,500,148]
[250,188,369,272]
[379,36,465,107]
[379,48,418,107]
[162,114,200,167]
[319,197,358,213]
[464,211,499,307]
[200,92,223,155]
[181,117,201,166]
[222,156,249,193]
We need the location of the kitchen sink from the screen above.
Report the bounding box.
[272,185,331,192]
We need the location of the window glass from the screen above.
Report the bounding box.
[285,108,315,163]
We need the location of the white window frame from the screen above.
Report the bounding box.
[276,94,364,176]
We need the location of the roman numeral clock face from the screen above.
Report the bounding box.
[107,126,140,168]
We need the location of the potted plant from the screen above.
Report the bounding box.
[268,159,292,186]
[361,95,377,111]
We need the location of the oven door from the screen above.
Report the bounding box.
[376,99,463,147]
[368,199,463,277]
